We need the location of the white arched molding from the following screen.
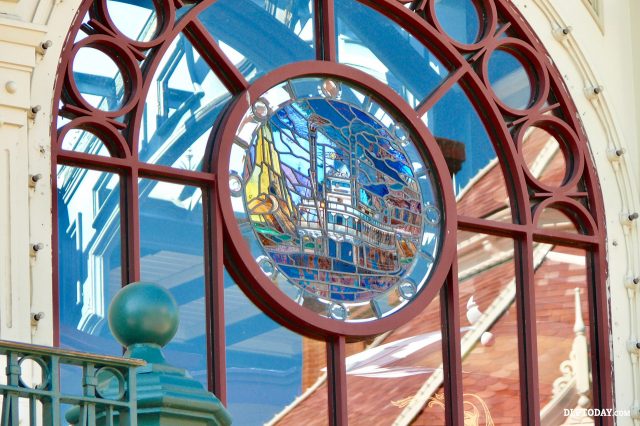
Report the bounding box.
[514,0,640,422]
[0,0,84,346]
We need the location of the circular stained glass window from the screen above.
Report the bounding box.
[226,75,446,323]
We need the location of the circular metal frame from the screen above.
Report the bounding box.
[213,61,456,338]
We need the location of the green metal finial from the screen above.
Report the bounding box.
[109,281,179,348]
[106,282,232,426]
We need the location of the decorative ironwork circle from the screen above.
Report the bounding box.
[214,61,456,338]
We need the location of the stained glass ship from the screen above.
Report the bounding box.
[243,98,423,303]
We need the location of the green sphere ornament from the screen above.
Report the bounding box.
[108,282,179,348]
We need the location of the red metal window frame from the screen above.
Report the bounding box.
[51,0,613,424]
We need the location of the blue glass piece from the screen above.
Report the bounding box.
[364,183,390,197]
[434,0,481,45]
[308,98,351,128]
[198,0,315,82]
[362,150,406,184]
[335,0,448,108]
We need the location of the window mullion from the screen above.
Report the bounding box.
[326,335,347,425]
[121,167,141,284]
[440,259,463,425]
[205,180,228,404]
[515,234,541,425]
[315,0,337,61]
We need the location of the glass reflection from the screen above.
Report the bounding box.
[426,83,512,222]
[458,233,521,425]
[434,0,481,44]
[139,35,231,170]
[521,125,567,187]
[536,247,593,425]
[139,179,207,386]
[61,128,111,156]
[72,47,125,111]
[224,269,327,425]
[488,49,532,110]
[335,0,447,108]
[106,0,157,41]
[346,298,444,424]
[198,0,315,82]
[57,166,121,356]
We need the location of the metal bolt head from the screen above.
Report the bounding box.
[5,81,17,94]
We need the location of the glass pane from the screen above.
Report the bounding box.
[426,83,512,221]
[225,268,327,425]
[536,246,594,425]
[458,232,521,424]
[106,0,157,41]
[488,49,532,110]
[335,0,447,108]
[139,179,207,386]
[57,166,121,355]
[346,297,444,425]
[139,35,231,170]
[61,128,111,156]
[521,125,567,187]
[198,0,315,82]
[537,207,579,234]
[72,47,126,111]
[434,0,482,45]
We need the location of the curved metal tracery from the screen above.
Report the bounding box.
[52,0,612,424]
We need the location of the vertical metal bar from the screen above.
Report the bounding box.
[588,247,614,425]
[204,181,227,404]
[315,0,337,61]
[29,394,37,426]
[105,405,114,426]
[514,234,540,425]
[82,363,97,426]
[121,168,141,285]
[41,356,60,426]
[3,352,20,426]
[440,261,464,425]
[326,335,347,426]
[126,365,137,426]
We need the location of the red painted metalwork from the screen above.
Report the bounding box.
[326,336,348,426]
[203,179,227,404]
[440,257,463,425]
[315,0,337,62]
[50,0,614,423]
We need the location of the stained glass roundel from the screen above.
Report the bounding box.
[220,67,451,327]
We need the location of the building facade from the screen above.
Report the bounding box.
[0,0,639,424]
